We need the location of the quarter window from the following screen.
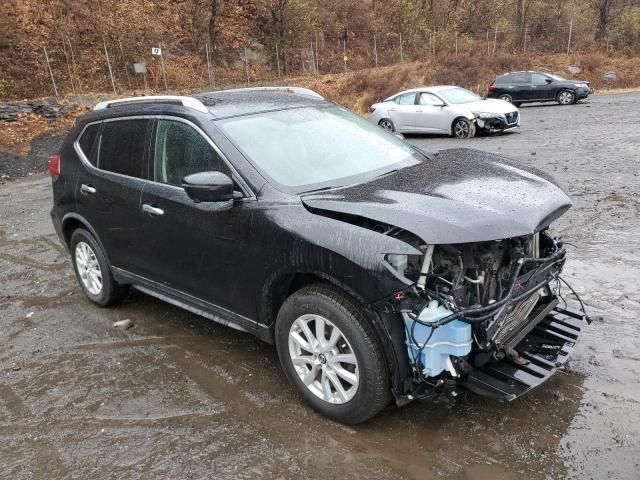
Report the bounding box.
[98,119,150,178]
[154,120,230,186]
[77,123,100,165]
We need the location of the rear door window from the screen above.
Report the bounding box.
[77,123,101,165]
[510,73,532,84]
[154,120,231,186]
[394,93,417,105]
[97,119,150,179]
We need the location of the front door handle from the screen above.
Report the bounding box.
[80,184,96,195]
[142,204,164,216]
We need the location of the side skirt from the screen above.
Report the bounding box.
[112,267,274,344]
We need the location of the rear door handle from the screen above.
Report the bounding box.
[80,184,96,195]
[142,204,164,216]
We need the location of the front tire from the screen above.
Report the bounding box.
[275,284,391,424]
[378,118,395,132]
[452,117,476,139]
[557,90,575,105]
[70,229,128,307]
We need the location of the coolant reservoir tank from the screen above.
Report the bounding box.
[404,300,472,378]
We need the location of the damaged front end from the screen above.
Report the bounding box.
[381,230,589,405]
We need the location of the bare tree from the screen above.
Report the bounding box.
[594,0,615,41]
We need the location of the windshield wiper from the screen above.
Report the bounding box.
[300,185,343,195]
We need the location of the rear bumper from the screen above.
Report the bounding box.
[462,306,585,401]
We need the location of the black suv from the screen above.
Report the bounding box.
[487,71,591,106]
[50,88,587,423]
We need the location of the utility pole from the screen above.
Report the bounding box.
[244,46,250,86]
[399,32,403,62]
[455,31,458,56]
[205,41,213,88]
[567,19,573,54]
[275,42,282,79]
[493,26,498,54]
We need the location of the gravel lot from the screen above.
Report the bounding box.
[1,93,639,479]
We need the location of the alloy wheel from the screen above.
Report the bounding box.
[558,91,574,105]
[499,94,512,103]
[454,119,471,138]
[75,241,103,295]
[288,314,359,404]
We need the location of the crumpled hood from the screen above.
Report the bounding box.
[301,148,572,244]
[464,99,517,114]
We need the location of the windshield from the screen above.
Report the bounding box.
[437,87,481,104]
[218,106,420,192]
[547,73,566,81]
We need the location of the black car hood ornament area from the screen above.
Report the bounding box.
[301,148,572,244]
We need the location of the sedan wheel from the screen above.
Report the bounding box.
[378,118,395,132]
[453,118,476,139]
[557,90,575,105]
[288,314,359,404]
[498,94,513,103]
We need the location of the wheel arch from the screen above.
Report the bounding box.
[61,213,114,269]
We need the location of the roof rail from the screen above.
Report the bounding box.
[219,86,324,99]
[94,96,209,113]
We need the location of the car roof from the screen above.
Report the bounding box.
[193,87,328,119]
[385,85,458,100]
[87,87,329,121]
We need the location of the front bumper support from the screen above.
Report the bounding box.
[462,306,585,401]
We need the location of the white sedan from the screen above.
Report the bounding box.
[368,86,520,139]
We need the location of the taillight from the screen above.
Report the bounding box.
[48,154,61,176]
[488,84,496,91]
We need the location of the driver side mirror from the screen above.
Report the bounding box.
[182,171,242,203]
[545,78,553,84]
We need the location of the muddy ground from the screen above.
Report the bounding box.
[1,93,639,479]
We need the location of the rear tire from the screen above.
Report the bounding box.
[275,284,391,424]
[70,229,128,307]
[514,102,522,107]
[452,117,476,139]
[378,118,395,132]
[498,94,513,103]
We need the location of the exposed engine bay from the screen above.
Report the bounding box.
[381,228,589,404]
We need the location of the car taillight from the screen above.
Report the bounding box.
[488,84,496,92]
[48,154,61,176]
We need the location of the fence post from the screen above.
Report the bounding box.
[43,46,59,99]
[275,42,282,79]
[399,32,403,62]
[157,43,168,91]
[343,39,347,74]
[567,19,573,54]
[102,38,117,95]
[373,34,378,68]
[315,30,320,74]
[486,30,490,56]
[493,26,498,54]
[244,46,250,86]
[205,41,213,88]
[117,39,132,91]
